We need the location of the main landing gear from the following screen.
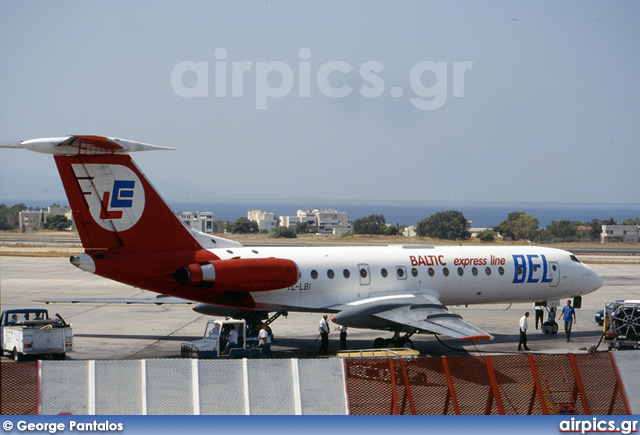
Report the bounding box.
[372,328,418,349]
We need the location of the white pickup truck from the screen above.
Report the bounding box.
[1,309,73,361]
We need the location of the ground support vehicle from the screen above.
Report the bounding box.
[603,300,640,350]
[1,309,73,361]
[181,319,260,359]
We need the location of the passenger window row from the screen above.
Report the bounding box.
[308,266,506,280]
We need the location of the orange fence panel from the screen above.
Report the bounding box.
[344,353,630,415]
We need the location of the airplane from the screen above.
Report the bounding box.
[2,135,604,348]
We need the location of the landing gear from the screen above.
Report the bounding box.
[398,337,414,349]
[542,321,558,334]
[372,329,417,349]
[265,311,288,325]
[373,337,386,348]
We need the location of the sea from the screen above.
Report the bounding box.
[167,199,640,229]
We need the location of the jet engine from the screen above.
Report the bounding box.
[174,257,299,292]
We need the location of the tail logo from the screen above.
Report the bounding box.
[71,164,146,232]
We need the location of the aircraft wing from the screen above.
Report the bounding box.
[373,304,493,342]
[334,294,493,342]
[35,295,193,305]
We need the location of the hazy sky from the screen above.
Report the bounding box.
[1,1,639,207]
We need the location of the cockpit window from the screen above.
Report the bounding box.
[570,255,581,263]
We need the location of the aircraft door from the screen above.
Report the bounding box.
[548,262,559,287]
[358,264,370,286]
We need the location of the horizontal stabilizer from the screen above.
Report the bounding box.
[0,142,23,148]
[2,135,174,155]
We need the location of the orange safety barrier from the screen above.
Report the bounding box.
[344,353,630,415]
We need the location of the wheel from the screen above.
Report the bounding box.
[550,322,558,334]
[399,338,414,349]
[384,338,395,349]
[372,337,386,348]
[12,348,22,362]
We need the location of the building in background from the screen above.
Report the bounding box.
[178,211,214,234]
[280,208,351,235]
[403,226,417,237]
[247,209,277,232]
[601,225,640,243]
[19,205,74,231]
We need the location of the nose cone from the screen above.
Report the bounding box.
[586,267,604,293]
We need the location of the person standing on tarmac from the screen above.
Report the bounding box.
[559,299,576,342]
[258,322,272,358]
[534,302,545,329]
[518,312,530,351]
[318,314,330,355]
[334,320,347,351]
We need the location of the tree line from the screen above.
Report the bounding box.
[353,210,640,242]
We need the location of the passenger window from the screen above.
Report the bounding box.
[485,267,492,276]
[472,267,478,276]
[411,268,418,277]
[443,268,450,277]
[381,268,388,278]
[327,269,335,279]
[343,269,350,279]
[428,268,435,277]
[498,266,505,276]
[457,267,464,276]
[396,266,407,280]
[311,270,318,279]
[360,268,368,278]
[516,266,523,275]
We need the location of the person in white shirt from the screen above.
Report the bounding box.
[222,327,239,355]
[518,312,530,351]
[534,302,545,329]
[258,322,272,358]
[318,314,330,355]
[334,322,347,350]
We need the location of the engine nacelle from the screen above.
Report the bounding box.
[174,257,299,292]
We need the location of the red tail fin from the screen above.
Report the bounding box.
[55,154,201,253]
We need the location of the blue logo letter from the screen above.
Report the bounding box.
[110,180,135,208]
[527,254,541,283]
[512,255,526,283]
[541,255,553,283]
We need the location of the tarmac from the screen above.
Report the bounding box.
[2,249,639,361]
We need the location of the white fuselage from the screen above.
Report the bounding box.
[206,244,603,312]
